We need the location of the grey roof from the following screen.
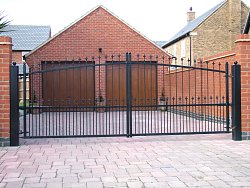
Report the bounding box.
[1,25,51,51]
[162,1,225,48]
[154,41,167,47]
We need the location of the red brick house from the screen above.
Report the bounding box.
[25,5,170,104]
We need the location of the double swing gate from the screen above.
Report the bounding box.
[13,53,241,139]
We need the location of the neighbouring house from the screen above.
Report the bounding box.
[162,0,249,65]
[25,5,170,106]
[1,25,51,63]
[0,25,50,103]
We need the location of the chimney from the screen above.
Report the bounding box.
[187,7,196,23]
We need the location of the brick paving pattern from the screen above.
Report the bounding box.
[0,134,250,187]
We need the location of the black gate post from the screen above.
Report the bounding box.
[10,63,19,146]
[126,52,132,137]
[232,62,242,141]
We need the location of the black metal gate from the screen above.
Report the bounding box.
[16,53,234,138]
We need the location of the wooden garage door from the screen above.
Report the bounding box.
[106,62,157,110]
[42,62,95,110]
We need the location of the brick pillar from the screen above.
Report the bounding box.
[0,36,12,146]
[235,34,250,140]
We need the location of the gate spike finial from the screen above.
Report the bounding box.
[137,54,140,61]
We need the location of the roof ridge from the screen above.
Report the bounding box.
[26,5,170,58]
[7,25,51,27]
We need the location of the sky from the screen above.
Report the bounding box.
[1,0,250,41]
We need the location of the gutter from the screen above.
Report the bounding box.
[162,32,190,48]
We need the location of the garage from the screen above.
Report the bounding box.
[106,62,157,110]
[23,6,170,137]
[42,62,95,109]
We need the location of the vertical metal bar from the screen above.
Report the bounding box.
[225,62,230,132]
[181,58,184,133]
[219,63,222,131]
[143,55,146,134]
[137,55,140,134]
[126,53,130,137]
[212,62,215,132]
[188,59,191,132]
[194,60,197,132]
[149,56,152,134]
[38,64,41,136]
[76,61,79,135]
[31,65,34,137]
[169,58,172,133]
[44,62,48,137]
[58,62,62,136]
[200,61,203,132]
[118,54,121,135]
[28,66,31,137]
[91,57,94,136]
[175,58,178,133]
[10,64,19,146]
[105,59,107,135]
[85,59,87,135]
[23,63,27,138]
[41,63,45,137]
[162,56,165,134]
[206,61,209,132]
[72,60,75,136]
[129,53,133,137]
[35,64,38,137]
[232,62,242,141]
[51,62,55,136]
[98,56,101,135]
[65,61,68,136]
[111,55,114,135]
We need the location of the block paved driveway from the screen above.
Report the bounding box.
[1,134,250,188]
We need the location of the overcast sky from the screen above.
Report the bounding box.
[1,0,250,41]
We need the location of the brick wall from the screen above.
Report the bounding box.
[235,34,250,139]
[166,34,250,140]
[26,6,170,103]
[165,53,235,122]
[0,36,12,146]
[12,51,22,64]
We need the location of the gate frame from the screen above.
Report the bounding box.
[16,53,239,139]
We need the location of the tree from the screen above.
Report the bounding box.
[0,12,10,33]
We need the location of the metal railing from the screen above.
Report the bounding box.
[11,53,240,139]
